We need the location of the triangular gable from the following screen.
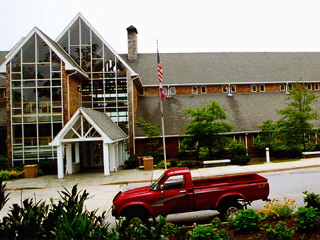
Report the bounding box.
[50,107,127,146]
[0,27,88,78]
[81,108,127,140]
[56,13,138,77]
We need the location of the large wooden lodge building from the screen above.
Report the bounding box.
[1,13,320,177]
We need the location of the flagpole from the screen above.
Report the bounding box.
[160,95,167,170]
[157,40,167,170]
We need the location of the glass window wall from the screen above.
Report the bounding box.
[58,18,128,129]
[10,32,63,163]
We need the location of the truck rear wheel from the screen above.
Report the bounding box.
[218,200,243,221]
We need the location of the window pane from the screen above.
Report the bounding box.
[92,59,103,72]
[12,89,21,106]
[38,123,51,137]
[37,64,50,79]
[81,46,91,71]
[12,125,22,138]
[22,35,35,63]
[37,80,50,87]
[12,81,21,88]
[58,34,68,53]
[11,73,21,80]
[37,35,50,62]
[38,116,52,122]
[37,88,50,102]
[51,52,61,71]
[70,21,80,45]
[52,88,61,102]
[23,80,35,87]
[23,64,36,79]
[92,33,102,58]
[70,46,80,65]
[23,88,36,103]
[117,59,126,72]
[81,19,91,45]
[52,72,61,79]
[53,123,62,136]
[24,124,37,138]
[11,53,21,72]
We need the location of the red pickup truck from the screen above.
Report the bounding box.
[112,167,269,222]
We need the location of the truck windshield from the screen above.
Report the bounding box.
[150,173,166,191]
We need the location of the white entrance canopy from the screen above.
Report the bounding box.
[50,107,128,178]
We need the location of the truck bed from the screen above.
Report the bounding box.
[193,173,267,188]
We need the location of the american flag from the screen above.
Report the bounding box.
[157,47,166,101]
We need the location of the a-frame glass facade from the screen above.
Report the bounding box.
[57,17,128,131]
[10,33,63,163]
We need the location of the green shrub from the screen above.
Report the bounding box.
[229,141,251,165]
[0,169,24,180]
[230,155,251,165]
[124,154,140,169]
[168,159,178,167]
[0,185,110,239]
[262,221,295,240]
[108,215,169,240]
[38,159,57,175]
[0,179,10,211]
[230,209,262,233]
[0,170,10,180]
[177,160,200,168]
[295,206,320,232]
[188,224,220,240]
[0,156,9,171]
[303,191,320,210]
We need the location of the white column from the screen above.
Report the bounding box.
[75,142,80,163]
[57,145,64,179]
[115,143,119,169]
[109,143,116,171]
[66,144,73,174]
[103,142,110,176]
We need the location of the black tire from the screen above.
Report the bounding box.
[123,206,150,224]
[218,200,243,222]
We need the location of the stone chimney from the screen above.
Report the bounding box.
[127,25,138,62]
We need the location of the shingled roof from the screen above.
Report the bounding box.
[135,92,320,137]
[123,52,320,86]
[81,108,127,141]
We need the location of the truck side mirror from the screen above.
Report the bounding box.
[160,184,164,191]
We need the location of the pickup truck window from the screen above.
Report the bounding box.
[163,175,185,190]
[150,173,166,191]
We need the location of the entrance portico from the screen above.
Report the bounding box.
[50,107,128,178]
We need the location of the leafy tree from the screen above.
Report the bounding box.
[181,101,233,159]
[135,117,161,152]
[276,82,318,151]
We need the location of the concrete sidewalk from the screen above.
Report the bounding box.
[1,157,320,219]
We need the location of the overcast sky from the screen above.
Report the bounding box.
[1,0,320,54]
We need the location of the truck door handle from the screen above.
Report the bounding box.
[180,190,186,193]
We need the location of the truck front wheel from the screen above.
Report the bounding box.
[218,200,243,221]
[122,206,150,224]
